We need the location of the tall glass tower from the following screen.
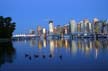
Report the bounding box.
[69,20,77,34]
[49,21,54,35]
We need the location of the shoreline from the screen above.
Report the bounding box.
[0,38,12,43]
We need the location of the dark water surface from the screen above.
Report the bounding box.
[0,39,108,71]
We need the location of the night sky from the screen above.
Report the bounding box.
[0,0,108,34]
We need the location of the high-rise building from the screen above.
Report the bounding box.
[77,23,81,33]
[29,29,35,34]
[89,22,92,33]
[93,18,100,34]
[69,20,77,34]
[105,20,108,34]
[42,28,46,34]
[83,19,92,33]
[93,18,99,23]
[53,27,57,34]
[80,21,84,33]
[93,18,98,33]
[42,28,47,39]
[99,20,108,34]
[64,24,69,34]
[79,19,92,34]
[49,21,54,35]
[37,26,42,36]
[56,25,63,35]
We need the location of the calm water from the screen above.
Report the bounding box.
[0,39,108,71]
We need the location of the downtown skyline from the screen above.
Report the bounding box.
[13,18,108,37]
[0,0,108,34]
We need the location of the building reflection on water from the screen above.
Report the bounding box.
[38,40,43,49]
[43,39,47,48]
[29,39,36,47]
[0,42,16,68]
[71,40,77,54]
[22,38,108,59]
[49,40,55,55]
[0,39,108,70]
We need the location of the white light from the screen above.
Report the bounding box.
[84,33,87,36]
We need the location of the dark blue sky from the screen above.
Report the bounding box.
[0,0,108,34]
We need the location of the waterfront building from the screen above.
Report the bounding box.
[105,20,108,34]
[42,28,46,34]
[29,29,35,34]
[89,22,92,33]
[93,18,100,34]
[69,20,77,34]
[83,19,92,33]
[93,18,107,34]
[99,21,104,34]
[49,21,54,35]
[42,28,47,39]
[53,27,57,34]
[64,24,69,35]
[37,26,42,36]
[101,20,108,34]
[77,23,81,33]
[56,25,61,35]
[80,21,84,33]
[56,25,64,36]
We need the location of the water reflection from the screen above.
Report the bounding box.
[34,39,108,58]
[49,40,55,55]
[2,39,108,70]
[38,40,43,49]
[71,40,77,54]
[0,42,16,68]
[43,39,47,48]
[29,39,36,47]
[17,39,108,60]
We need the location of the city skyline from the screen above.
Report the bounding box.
[17,18,108,35]
[1,0,108,71]
[0,0,108,34]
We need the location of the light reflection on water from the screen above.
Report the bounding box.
[27,39,108,58]
[1,39,108,71]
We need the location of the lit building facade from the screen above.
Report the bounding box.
[37,26,42,36]
[56,25,64,35]
[49,21,54,34]
[93,18,100,34]
[77,23,81,33]
[42,28,47,39]
[69,20,77,34]
[80,21,84,33]
[29,29,35,34]
[64,24,69,34]
[105,20,108,34]
[83,19,91,33]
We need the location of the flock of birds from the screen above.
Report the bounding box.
[25,54,62,60]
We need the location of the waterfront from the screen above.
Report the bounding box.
[0,39,108,71]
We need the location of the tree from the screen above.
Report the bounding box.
[0,16,16,38]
